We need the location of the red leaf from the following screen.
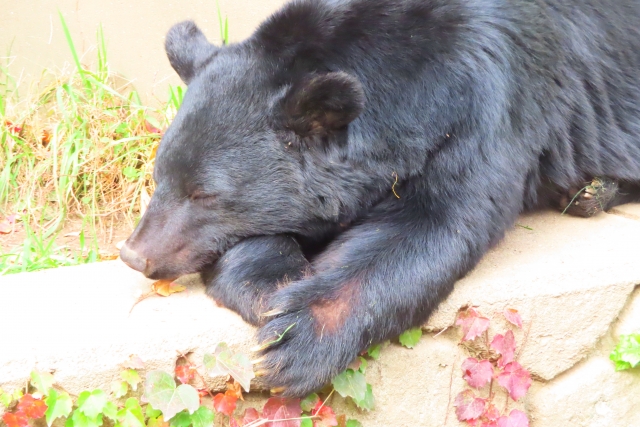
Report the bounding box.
[175,365,196,385]
[497,409,529,427]
[311,401,338,427]
[262,397,302,427]
[18,394,48,419]
[456,308,490,341]
[213,391,238,416]
[242,408,260,424]
[122,355,146,369]
[503,309,523,328]
[491,330,516,368]
[2,413,29,427]
[453,390,486,421]
[484,404,501,421]
[496,362,532,401]
[229,418,240,427]
[461,358,494,389]
[481,422,499,427]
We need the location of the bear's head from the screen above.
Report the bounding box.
[119,21,366,279]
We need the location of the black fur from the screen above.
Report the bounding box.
[121,0,640,397]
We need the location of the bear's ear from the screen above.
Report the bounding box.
[282,72,365,136]
[165,21,217,85]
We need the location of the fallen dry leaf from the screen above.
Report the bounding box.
[152,279,186,297]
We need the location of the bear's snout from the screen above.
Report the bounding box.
[119,243,149,275]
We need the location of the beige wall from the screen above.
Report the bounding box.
[0,0,288,103]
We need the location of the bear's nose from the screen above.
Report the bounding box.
[119,243,148,274]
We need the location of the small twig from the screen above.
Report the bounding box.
[516,314,535,361]
[444,353,457,426]
[128,291,156,315]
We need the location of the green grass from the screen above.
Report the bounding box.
[0,14,185,274]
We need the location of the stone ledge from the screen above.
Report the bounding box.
[1,207,639,426]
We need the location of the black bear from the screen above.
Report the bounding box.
[120,0,640,397]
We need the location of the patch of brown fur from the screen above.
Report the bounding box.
[310,277,361,337]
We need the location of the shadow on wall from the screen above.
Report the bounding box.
[0,0,288,104]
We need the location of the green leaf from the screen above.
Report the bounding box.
[346,420,364,427]
[147,416,166,427]
[77,390,108,418]
[66,409,103,427]
[169,411,191,427]
[203,343,255,392]
[111,381,129,398]
[353,384,375,411]
[366,344,381,360]
[300,418,313,427]
[358,357,368,374]
[190,406,215,427]
[103,402,118,421]
[332,369,367,402]
[145,404,163,419]
[610,334,640,371]
[300,393,320,412]
[31,371,55,396]
[121,370,141,391]
[143,371,200,420]
[399,327,422,349]
[0,389,12,408]
[45,389,73,427]
[115,398,145,427]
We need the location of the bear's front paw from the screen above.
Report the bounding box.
[253,306,361,397]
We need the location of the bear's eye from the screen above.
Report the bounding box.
[190,191,218,207]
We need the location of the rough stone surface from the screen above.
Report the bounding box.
[0,263,256,394]
[1,207,640,426]
[427,210,640,380]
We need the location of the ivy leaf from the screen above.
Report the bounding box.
[332,369,367,402]
[191,406,215,427]
[490,330,516,368]
[152,280,187,297]
[485,404,501,422]
[175,366,196,385]
[122,355,146,370]
[398,327,422,349]
[116,398,145,427]
[311,401,337,427]
[3,413,29,427]
[355,384,374,411]
[18,394,48,419]
[453,390,486,422]
[610,334,640,371]
[456,308,490,341]
[147,415,169,427]
[503,309,523,328]
[212,391,238,417]
[203,343,255,392]
[169,411,191,427]
[261,397,302,427]
[300,418,313,427]
[146,405,163,420]
[300,393,320,412]
[0,389,13,408]
[241,408,260,424]
[103,402,118,421]
[496,362,532,401]
[76,390,108,418]
[346,421,363,427]
[45,389,73,426]
[461,358,493,389]
[366,344,381,360]
[497,409,529,427]
[121,370,141,391]
[30,372,55,397]
[66,409,103,427]
[143,371,200,421]
[111,381,129,398]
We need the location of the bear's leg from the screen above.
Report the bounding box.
[253,182,518,397]
[201,235,310,326]
[560,177,640,217]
